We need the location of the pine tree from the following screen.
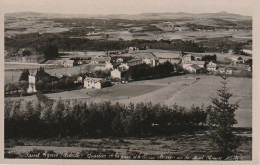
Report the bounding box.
[19,69,30,81]
[206,75,240,159]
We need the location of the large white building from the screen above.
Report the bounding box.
[182,54,205,70]
[91,56,111,64]
[84,77,109,89]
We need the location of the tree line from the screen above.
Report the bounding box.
[125,62,184,81]
[5,95,207,139]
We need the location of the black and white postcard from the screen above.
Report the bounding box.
[0,0,259,164]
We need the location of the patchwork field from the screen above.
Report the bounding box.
[70,30,251,41]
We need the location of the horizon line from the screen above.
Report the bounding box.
[4,11,252,17]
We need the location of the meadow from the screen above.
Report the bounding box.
[5,129,251,160]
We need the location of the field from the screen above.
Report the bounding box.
[148,49,181,58]
[27,75,252,128]
[4,129,252,160]
[65,30,252,41]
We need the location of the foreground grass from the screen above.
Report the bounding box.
[5,129,251,160]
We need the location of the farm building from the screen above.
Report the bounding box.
[127,58,143,67]
[206,61,217,72]
[184,64,201,73]
[93,62,114,71]
[84,77,111,89]
[63,60,75,67]
[91,56,111,64]
[45,59,75,67]
[159,58,180,65]
[182,55,192,63]
[182,61,205,69]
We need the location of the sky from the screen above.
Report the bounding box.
[1,0,254,16]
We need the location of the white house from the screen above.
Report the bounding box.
[27,74,37,93]
[182,61,205,69]
[182,55,192,63]
[159,58,180,65]
[207,61,217,72]
[185,64,201,73]
[93,62,114,71]
[63,60,74,67]
[84,77,105,89]
[91,56,111,64]
[111,69,122,79]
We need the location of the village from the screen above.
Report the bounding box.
[4,45,251,96]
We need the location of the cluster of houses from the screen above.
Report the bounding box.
[26,50,252,93]
[180,54,250,75]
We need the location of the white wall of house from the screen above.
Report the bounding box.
[111,69,121,79]
[207,62,217,71]
[84,79,102,89]
[182,55,191,63]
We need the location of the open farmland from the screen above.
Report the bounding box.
[27,75,251,128]
[148,49,181,58]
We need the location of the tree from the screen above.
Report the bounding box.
[42,44,59,59]
[206,75,240,159]
[19,69,30,81]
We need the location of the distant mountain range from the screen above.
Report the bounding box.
[5,11,251,20]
